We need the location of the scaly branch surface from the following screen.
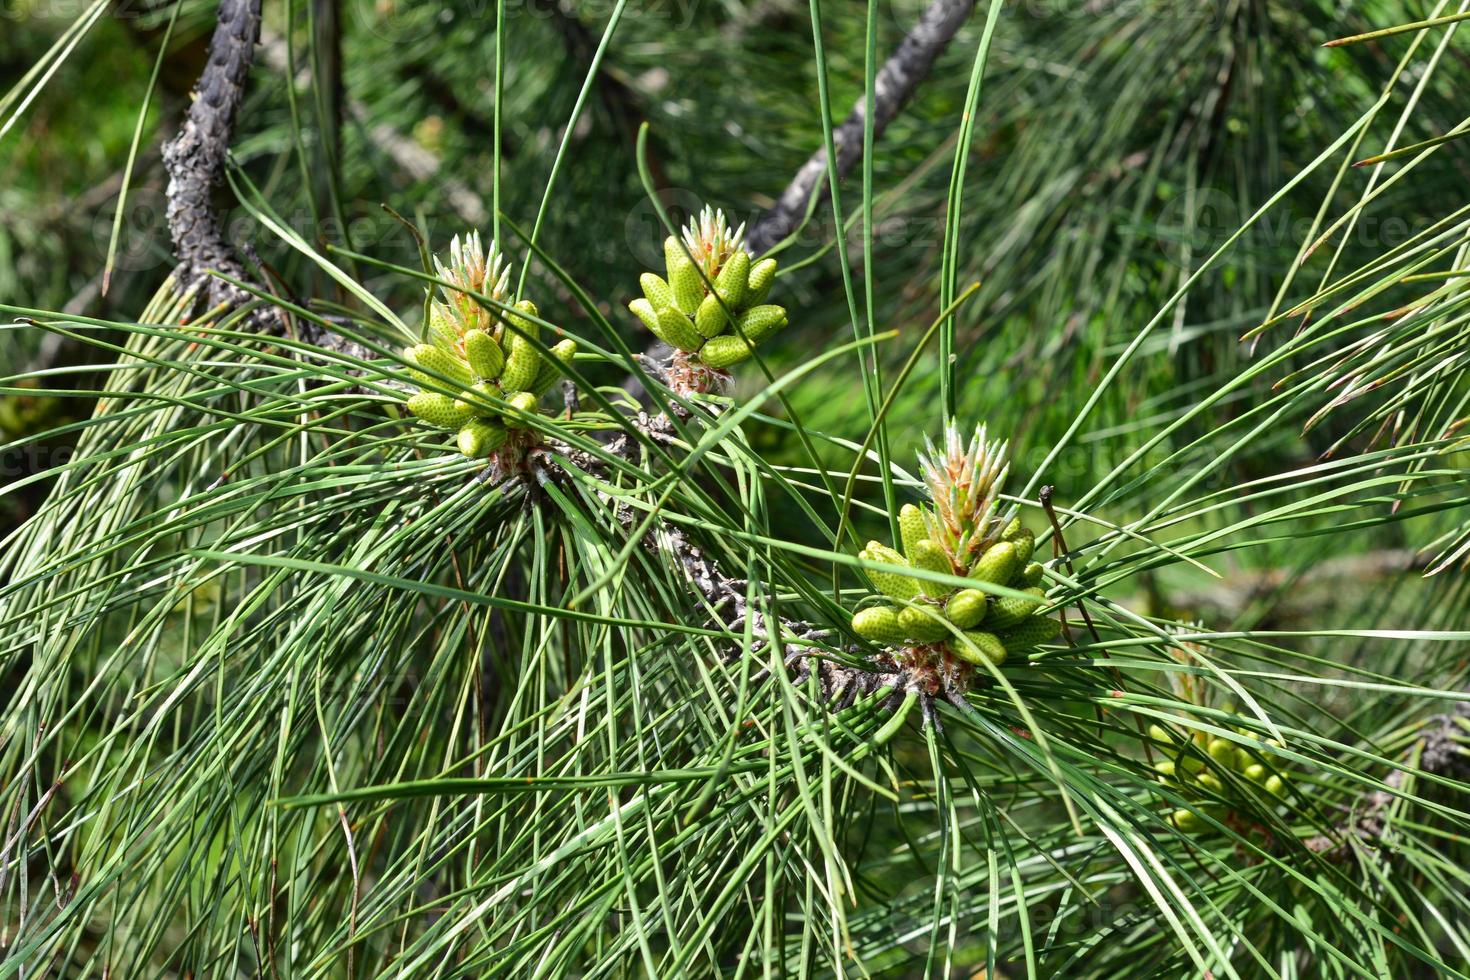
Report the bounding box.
[604,413,899,706]
[161,0,260,310]
[162,0,370,360]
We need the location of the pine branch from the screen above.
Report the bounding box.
[647,512,899,703]
[161,0,261,310]
[745,0,977,254]
[160,2,370,360]
[606,413,897,704]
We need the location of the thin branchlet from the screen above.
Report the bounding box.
[602,411,897,703]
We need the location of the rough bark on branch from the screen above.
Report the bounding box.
[162,2,370,360]
[605,414,896,705]
[161,0,261,310]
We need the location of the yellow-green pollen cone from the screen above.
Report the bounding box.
[627,206,788,388]
[402,231,577,458]
[1149,719,1293,835]
[847,423,1059,687]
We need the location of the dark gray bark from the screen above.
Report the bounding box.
[162,0,371,359]
[161,0,261,310]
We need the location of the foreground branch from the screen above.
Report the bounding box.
[645,507,896,702]
[605,414,897,705]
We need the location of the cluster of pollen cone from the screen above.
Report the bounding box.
[1149,719,1291,833]
[851,425,1060,683]
[628,208,788,389]
[403,232,576,459]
